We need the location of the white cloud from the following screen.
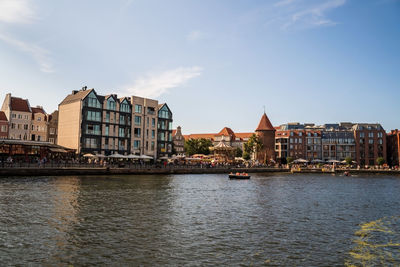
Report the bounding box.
[0,32,54,73]
[0,0,35,24]
[283,0,346,29]
[187,30,206,42]
[123,66,202,98]
[0,0,54,72]
[274,0,296,7]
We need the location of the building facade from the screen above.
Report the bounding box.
[31,106,48,142]
[387,129,400,167]
[1,93,32,140]
[157,103,173,158]
[0,111,8,139]
[172,126,185,155]
[58,87,167,158]
[47,111,58,144]
[255,113,276,163]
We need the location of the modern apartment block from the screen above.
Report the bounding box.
[0,111,8,139]
[47,111,58,144]
[157,103,173,158]
[131,96,158,158]
[1,93,32,140]
[353,123,386,166]
[58,87,167,158]
[387,129,400,167]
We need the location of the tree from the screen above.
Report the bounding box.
[376,157,385,166]
[235,147,243,158]
[286,157,294,165]
[184,138,213,156]
[345,157,353,165]
[244,134,263,157]
[242,151,250,160]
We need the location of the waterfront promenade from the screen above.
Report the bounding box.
[0,163,399,177]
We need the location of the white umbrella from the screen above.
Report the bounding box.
[139,155,153,160]
[327,159,341,163]
[108,153,127,158]
[159,156,169,160]
[186,157,201,161]
[94,154,106,158]
[293,158,308,163]
[127,154,140,159]
[312,159,324,163]
[83,153,95,157]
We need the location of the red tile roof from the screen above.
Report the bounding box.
[172,129,177,136]
[183,133,216,140]
[217,127,235,137]
[256,113,275,131]
[31,107,46,114]
[11,97,30,112]
[235,132,254,139]
[0,111,7,121]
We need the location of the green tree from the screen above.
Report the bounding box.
[235,147,243,158]
[244,134,263,156]
[345,157,353,165]
[286,157,294,164]
[242,151,250,160]
[184,138,213,156]
[376,157,385,166]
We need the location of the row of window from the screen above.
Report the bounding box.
[359,132,383,138]
[11,114,30,120]
[133,140,156,151]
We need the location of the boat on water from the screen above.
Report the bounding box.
[229,172,251,179]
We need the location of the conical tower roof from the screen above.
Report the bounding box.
[256,113,275,131]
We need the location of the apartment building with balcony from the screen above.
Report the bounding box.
[58,87,164,158]
[1,93,32,140]
[353,123,386,166]
[157,103,173,158]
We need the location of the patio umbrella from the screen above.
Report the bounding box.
[108,153,127,158]
[83,153,95,157]
[159,156,169,160]
[127,154,140,159]
[139,155,153,160]
[293,158,308,163]
[94,154,106,158]
[311,159,324,163]
[327,159,341,163]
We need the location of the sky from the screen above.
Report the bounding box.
[0,0,399,134]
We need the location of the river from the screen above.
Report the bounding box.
[1,173,400,266]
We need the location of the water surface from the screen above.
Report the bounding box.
[1,173,400,266]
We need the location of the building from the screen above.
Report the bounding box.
[157,103,173,158]
[172,126,185,155]
[1,93,32,140]
[352,123,386,166]
[0,111,8,139]
[387,129,400,167]
[58,87,166,158]
[31,106,48,142]
[47,111,58,144]
[131,96,158,158]
[321,131,356,162]
[255,113,276,163]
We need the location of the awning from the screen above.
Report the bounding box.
[49,148,68,153]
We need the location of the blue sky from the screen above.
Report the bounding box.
[0,0,399,133]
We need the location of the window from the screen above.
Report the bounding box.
[152,130,155,139]
[368,132,374,138]
[84,138,98,148]
[105,112,110,123]
[134,128,141,138]
[158,105,170,119]
[87,111,101,121]
[378,139,383,145]
[24,124,28,130]
[1,125,7,132]
[151,141,155,150]
[290,132,294,136]
[105,125,109,136]
[135,104,142,113]
[120,101,130,113]
[120,115,125,125]
[86,124,101,135]
[169,122,172,130]
[378,132,383,138]
[31,125,34,130]
[11,123,15,129]
[12,114,16,118]
[299,138,302,144]
[152,118,155,127]
[368,139,374,144]
[134,116,141,126]
[18,114,22,119]
[360,132,365,138]
[107,98,116,110]
[119,128,125,137]
[87,92,101,108]
[24,115,29,120]
[50,128,55,134]
[38,117,41,121]
[49,138,54,143]
[134,140,140,149]
[299,132,302,136]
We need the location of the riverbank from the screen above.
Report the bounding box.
[0,166,399,177]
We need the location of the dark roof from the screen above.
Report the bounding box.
[256,113,275,131]
[31,107,46,114]
[11,97,30,112]
[59,89,94,105]
[0,111,7,121]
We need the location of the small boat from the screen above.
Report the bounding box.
[344,171,350,177]
[229,173,251,179]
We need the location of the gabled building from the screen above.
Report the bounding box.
[0,111,8,139]
[31,106,48,142]
[1,93,32,140]
[172,126,185,155]
[157,103,173,158]
[47,110,58,144]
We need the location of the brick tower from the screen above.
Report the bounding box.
[255,112,276,163]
